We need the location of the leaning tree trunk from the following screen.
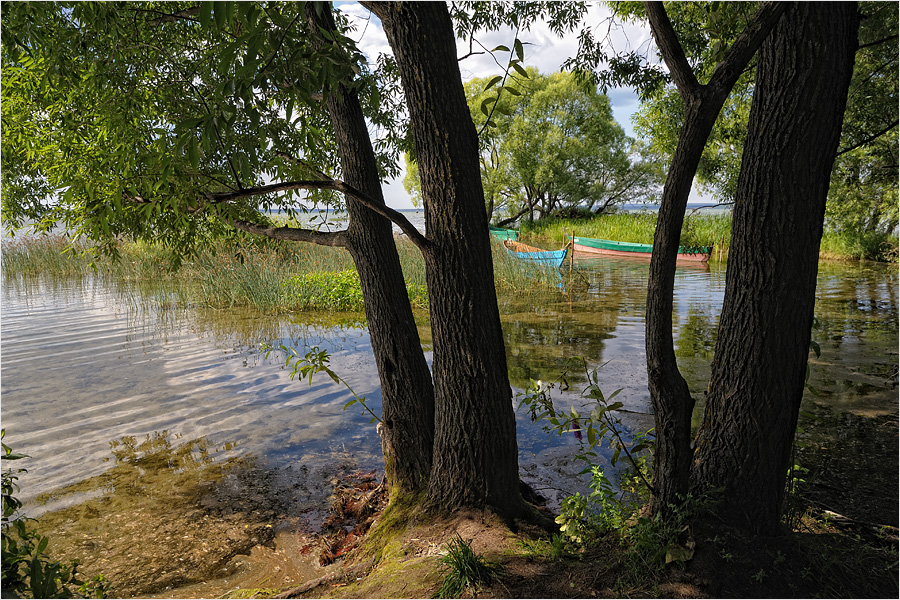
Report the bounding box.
[691,2,859,534]
[309,3,435,497]
[644,100,716,515]
[365,1,524,518]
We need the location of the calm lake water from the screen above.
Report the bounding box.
[2,254,896,515]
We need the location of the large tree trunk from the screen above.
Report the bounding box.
[691,2,859,533]
[365,1,524,518]
[309,3,434,497]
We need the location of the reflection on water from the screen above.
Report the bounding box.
[1,275,388,506]
[2,258,895,506]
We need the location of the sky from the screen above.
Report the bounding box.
[336,2,662,211]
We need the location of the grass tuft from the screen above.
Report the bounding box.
[435,534,502,598]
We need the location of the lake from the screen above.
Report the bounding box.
[0,250,896,596]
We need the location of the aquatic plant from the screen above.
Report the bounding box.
[262,344,381,424]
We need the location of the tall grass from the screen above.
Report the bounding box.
[491,238,569,293]
[819,229,899,262]
[521,212,733,260]
[521,211,898,263]
[3,232,553,312]
[1,235,95,277]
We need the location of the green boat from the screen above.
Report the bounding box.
[489,226,519,241]
[571,235,712,263]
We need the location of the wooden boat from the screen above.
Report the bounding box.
[570,236,712,263]
[489,226,519,241]
[504,239,569,268]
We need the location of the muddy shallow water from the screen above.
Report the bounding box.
[1,257,896,597]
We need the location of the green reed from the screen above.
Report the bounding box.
[818,229,899,262]
[0,234,95,277]
[491,239,569,294]
[521,212,733,260]
[2,229,587,313]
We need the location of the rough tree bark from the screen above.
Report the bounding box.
[306,3,435,498]
[691,2,859,533]
[642,1,786,516]
[364,1,524,518]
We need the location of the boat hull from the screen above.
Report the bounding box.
[572,238,711,263]
[504,240,568,268]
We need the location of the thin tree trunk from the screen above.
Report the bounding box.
[691,2,859,533]
[365,1,524,518]
[309,3,434,497]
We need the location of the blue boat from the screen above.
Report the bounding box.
[504,240,569,269]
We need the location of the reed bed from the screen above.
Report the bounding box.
[1,232,560,313]
[1,234,96,277]
[520,212,733,260]
[491,238,570,293]
[818,229,899,262]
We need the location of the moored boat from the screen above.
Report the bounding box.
[504,239,569,268]
[489,226,519,241]
[570,236,712,263]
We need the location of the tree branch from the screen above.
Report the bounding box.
[857,34,898,51]
[129,7,201,26]
[645,2,785,104]
[836,119,899,157]
[705,2,788,97]
[232,219,349,246]
[644,2,700,98]
[209,179,432,252]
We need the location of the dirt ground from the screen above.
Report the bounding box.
[29,410,898,599]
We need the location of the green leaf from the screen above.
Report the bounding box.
[484,75,503,91]
[480,96,496,116]
[199,2,213,29]
[511,61,528,78]
[809,340,821,358]
[514,38,524,62]
[214,1,226,30]
[188,137,199,170]
[491,44,510,53]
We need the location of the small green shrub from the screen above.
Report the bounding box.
[284,270,365,311]
[435,535,501,598]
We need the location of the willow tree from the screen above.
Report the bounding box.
[640,0,787,516]
[602,1,859,532]
[1,1,437,501]
[361,1,525,516]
